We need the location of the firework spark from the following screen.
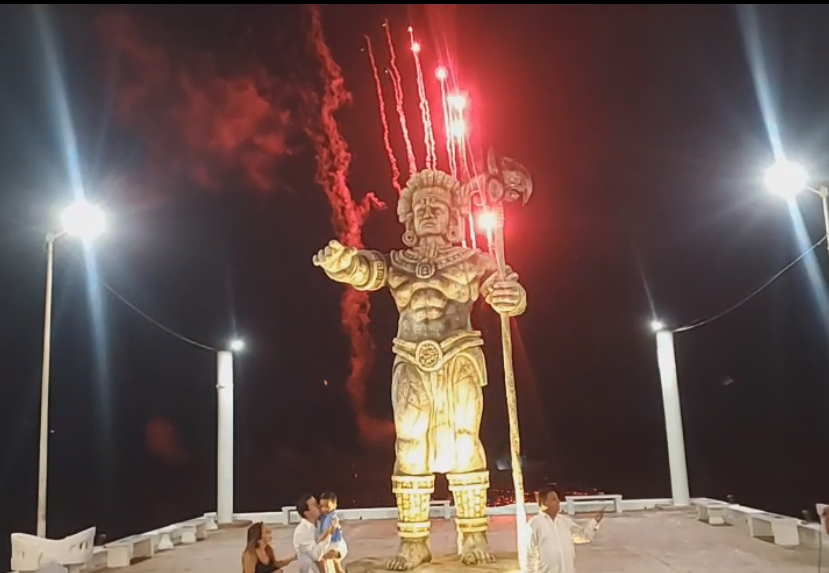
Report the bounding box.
[365,35,402,194]
[383,20,417,177]
[408,27,437,169]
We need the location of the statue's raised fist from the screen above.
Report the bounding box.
[312,239,356,274]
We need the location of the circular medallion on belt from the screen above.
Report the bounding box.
[414,340,442,370]
[415,260,436,279]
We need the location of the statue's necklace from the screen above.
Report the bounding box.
[414,245,440,279]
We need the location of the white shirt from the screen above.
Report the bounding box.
[293,519,331,573]
[526,512,599,573]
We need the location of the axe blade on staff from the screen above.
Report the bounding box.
[463,148,533,570]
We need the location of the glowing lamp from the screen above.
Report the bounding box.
[478,211,498,233]
[650,320,665,332]
[229,338,245,352]
[447,94,466,111]
[435,67,448,81]
[449,119,466,138]
[60,201,106,240]
[764,160,808,198]
[411,42,421,54]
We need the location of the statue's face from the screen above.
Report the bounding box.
[412,188,451,237]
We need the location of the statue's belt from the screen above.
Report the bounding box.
[392,332,483,372]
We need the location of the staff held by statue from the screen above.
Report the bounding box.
[463,149,534,571]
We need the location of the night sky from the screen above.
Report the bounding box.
[2,4,829,560]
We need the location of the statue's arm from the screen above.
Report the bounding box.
[324,249,389,292]
[477,251,527,317]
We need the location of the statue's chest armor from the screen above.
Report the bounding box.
[388,248,479,307]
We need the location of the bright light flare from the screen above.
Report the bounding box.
[447,94,466,111]
[478,211,498,233]
[764,160,809,198]
[650,320,665,332]
[60,201,105,240]
[435,67,447,81]
[229,338,245,352]
[449,119,466,138]
[411,42,421,54]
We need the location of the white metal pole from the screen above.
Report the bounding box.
[37,235,56,537]
[655,330,690,506]
[216,350,234,524]
[820,188,829,259]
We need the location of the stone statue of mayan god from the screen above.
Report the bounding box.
[312,168,528,570]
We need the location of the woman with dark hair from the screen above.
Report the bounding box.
[242,522,296,573]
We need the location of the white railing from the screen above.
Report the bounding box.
[9,497,828,573]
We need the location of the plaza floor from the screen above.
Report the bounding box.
[111,509,818,573]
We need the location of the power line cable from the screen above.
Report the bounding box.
[672,234,827,333]
[64,248,218,352]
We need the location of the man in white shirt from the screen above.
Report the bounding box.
[293,494,340,573]
[526,487,604,573]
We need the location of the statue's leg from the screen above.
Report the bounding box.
[447,350,494,565]
[387,360,433,571]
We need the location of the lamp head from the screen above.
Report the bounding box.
[229,339,245,352]
[764,160,809,198]
[60,201,105,240]
[650,320,665,332]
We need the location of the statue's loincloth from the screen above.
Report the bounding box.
[392,332,487,473]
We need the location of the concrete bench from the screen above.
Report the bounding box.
[281,506,298,525]
[10,527,96,573]
[748,513,799,547]
[155,524,189,551]
[203,512,219,531]
[104,534,154,568]
[177,524,199,545]
[796,521,829,550]
[725,504,765,531]
[178,518,208,542]
[693,498,729,525]
[817,503,828,532]
[86,546,108,572]
[429,499,452,520]
[565,494,623,515]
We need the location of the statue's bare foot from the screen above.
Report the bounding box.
[459,532,495,565]
[386,539,432,571]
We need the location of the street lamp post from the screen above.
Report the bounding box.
[37,201,105,537]
[764,160,829,257]
[216,338,244,525]
[651,320,690,507]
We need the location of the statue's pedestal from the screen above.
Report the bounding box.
[347,553,520,573]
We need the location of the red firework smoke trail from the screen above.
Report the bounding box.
[96,13,296,196]
[383,21,418,176]
[408,27,437,170]
[307,7,393,444]
[365,35,402,194]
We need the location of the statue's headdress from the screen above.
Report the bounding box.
[397,169,468,247]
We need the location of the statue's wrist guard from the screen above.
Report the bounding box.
[448,470,490,534]
[350,250,386,291]
[325,250,386,291]
[392,474,435,540]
